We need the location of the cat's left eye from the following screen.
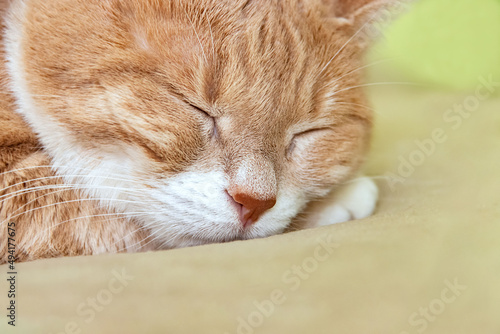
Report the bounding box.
[287,127,332,155]
[188,103,212,118]
[188,103,219,139]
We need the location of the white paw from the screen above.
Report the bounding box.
[306,176,379,228]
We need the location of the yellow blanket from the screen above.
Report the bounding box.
[1,82,498,334]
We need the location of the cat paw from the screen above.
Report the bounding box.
[306,176,379,227]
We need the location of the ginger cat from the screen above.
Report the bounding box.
[0,0,403,263]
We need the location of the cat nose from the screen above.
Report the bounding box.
[227,191,277,227]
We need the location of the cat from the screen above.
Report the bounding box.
[0,0,404,263]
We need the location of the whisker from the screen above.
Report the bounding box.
[331,58,395,86]
[6,186,144,222]
[204,8,216,61]
[333,101,388,119]
[334,101,376,112]
[182,5,208,65]
[109,223,156,251]
[42,212,149,233]
[0,183,145,203]
[22,214,150,251]
[1,184,77,201]
[125,223,166,250]
[331,81,420,96]
[7,187,75,218]
[157,227,185,248]
[0,198,149,227]
[0,165,61,178]
[319,12,382,76]
[0,164,151,182]
[28,94,69,98]
[0,174,149,200]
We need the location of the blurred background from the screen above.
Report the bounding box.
[369,0,500,92]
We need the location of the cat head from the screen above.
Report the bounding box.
[5,0,406,246]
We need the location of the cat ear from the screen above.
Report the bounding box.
[328,0,411,29]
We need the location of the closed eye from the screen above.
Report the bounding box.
[187,102,212,118]
[186,102,219,139]
[293,127,333,138]
[287,127,333,155]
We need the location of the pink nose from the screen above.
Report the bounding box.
[228,191,277,227]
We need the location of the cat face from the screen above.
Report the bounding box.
[5,0,399,247]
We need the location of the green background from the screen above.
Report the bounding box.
[372,0,500,91]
